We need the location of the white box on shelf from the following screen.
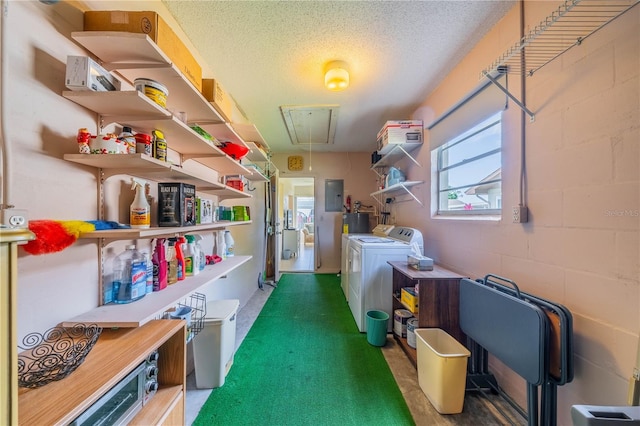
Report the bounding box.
[65,56,121,92]
[376,120,423,155]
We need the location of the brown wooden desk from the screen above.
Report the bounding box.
[388,261,466,368]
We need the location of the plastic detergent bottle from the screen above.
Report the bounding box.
[130,178,150,228]
[144,251,153,294]
[152,238,168,291]
[119,126,136,154]
[166,239,178,285]
[216,231,226,259]
[193,234,206,271]
[184,235,199,276]
[112,245,146,304]
[224,230,235,257]
[175,236,186,281]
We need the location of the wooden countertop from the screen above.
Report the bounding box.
[387,260,465,280]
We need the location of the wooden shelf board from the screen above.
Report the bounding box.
[71,31,225,124]
[244,142,269,162]
[186,155,253,177]
[130,386,182,426]
[62,255,252,328]
[63,90,171,117]
[231,123,269,149]
[199,122,249,149]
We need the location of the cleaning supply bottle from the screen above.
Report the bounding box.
[215,230,226,259]
[112,245,147,304]
[224,230,235,257]
[152,238,168,291]
[130,178,150,228]
[144,251,153,294]
[119,126,136,154]
[184,235,199,276]
[175,236,186,281]
[166,239,178,285]
[193,234,206,271]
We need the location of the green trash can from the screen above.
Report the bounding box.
[366,310,389,346]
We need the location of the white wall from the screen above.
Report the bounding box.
[399,2,639,423]
[6,0,265,342]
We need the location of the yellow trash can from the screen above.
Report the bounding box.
[416,328,470,414]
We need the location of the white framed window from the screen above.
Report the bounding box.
[435,112,502,215]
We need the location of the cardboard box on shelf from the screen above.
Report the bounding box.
[401,287,419,313]
[201,79,233,122]
[83,11,202,91]
[196,197,214,224]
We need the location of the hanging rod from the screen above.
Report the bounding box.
[481,0,639,79]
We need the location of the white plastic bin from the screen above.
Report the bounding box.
[192,299,239,389]
[416,328,470,414]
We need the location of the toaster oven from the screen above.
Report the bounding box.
[70,351,159,425]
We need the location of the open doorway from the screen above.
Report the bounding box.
[279,177,315,272]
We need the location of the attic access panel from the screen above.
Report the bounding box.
[280,105,339,145]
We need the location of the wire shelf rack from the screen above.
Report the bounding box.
[481,0,639,79]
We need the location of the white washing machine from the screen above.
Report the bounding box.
[340,225,395,300]
[347,226,423,332]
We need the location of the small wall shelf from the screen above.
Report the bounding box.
[371,144,422,175]
[370,181,424,206]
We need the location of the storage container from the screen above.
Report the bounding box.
[416,328,470,414]
[401,287,419,313]
[192,299,239,389]
[158,183,196,226]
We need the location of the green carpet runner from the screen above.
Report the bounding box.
[194,273,413,425]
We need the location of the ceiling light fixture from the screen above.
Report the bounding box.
[324,60,349,91]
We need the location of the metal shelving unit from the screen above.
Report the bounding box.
[481,0,639,120]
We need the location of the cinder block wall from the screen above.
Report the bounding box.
[397,2,639,423]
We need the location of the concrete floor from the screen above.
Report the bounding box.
[185,280,526,426]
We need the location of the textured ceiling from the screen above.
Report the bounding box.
[161,0,516,154]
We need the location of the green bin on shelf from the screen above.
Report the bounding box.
[366,310,389,347]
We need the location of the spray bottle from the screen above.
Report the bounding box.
[175,236,186,281]
[184,235,199,276]
[166,239,178,285]
[130,178,150,228]
[152,238,167,291]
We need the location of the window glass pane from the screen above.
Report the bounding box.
[435,112,502,215]
[443,120,501,167]
[439,152,501,191]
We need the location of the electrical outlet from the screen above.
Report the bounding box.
[512,205,528,223]
[1,208,29,228]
